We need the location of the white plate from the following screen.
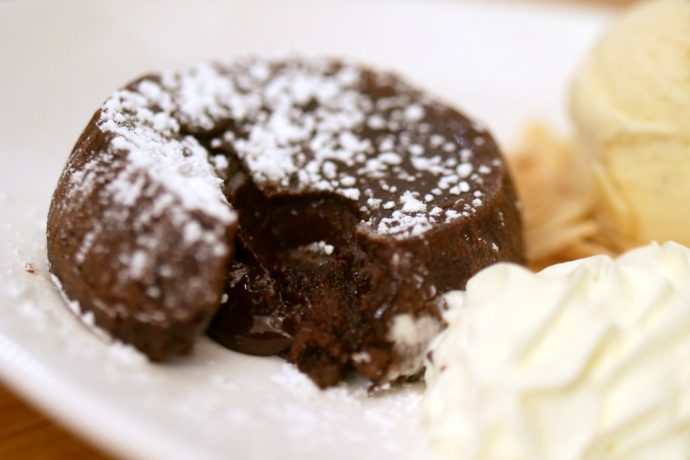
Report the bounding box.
[0,1,614,459]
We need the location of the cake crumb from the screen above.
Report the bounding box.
[24,263,37,274]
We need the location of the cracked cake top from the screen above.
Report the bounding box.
[85,56,506,242]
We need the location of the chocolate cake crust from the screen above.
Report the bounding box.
[48,57,523,384]
[47,79,238,360]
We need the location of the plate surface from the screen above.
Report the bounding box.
[0,1,613,459]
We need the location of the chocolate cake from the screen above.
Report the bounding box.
[47,57,523,386]
[47,79,238,360]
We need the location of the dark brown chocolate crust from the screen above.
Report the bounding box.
[47,57,523,384]
[47,82,238,360]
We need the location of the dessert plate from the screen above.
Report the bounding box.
[0,1,613,459]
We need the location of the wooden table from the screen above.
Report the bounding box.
[0,383,110,460]
[0,0,633,458]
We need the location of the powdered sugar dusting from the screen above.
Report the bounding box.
[59,74,240,286]
[160,57,499,239]
[98,79,235,225]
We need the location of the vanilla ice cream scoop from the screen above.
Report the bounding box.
[423,241,690,460]
[570,0,690,248]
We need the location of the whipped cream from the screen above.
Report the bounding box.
[423,241,690,460]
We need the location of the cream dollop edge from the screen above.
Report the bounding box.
[423,240,690,460]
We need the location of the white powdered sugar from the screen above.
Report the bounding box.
[62,72,240,285]
[98,79,235,225]
[149,57,499,240]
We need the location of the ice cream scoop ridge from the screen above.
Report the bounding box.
[570,0,690,249]
[424,241,690,460]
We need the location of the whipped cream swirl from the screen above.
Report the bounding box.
[423,241,690,460]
